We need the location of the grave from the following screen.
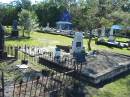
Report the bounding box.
[98,26,105,42]
[0,24,7,60]
[96,25,129,48]
[11,20,19,37]
[71,32,86,62]
[38,29,130,87]
[54,47,61,63]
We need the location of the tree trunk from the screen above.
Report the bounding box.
[28,31,30,38]
[88,38,92,51]
[22,27,25,37]
[88,31,92,51]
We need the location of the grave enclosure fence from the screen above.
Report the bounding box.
[0,69,81,97]
[0,45,85,97]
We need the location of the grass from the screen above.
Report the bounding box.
[4,31,130,97]
[6,31,130,55]
[93,75,130,97]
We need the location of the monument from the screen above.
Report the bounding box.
[54,47,61,63]
[99,27,105,42]
[71,31,86,62]
[71,32,84,53]
[108,25,123,42]
[108,28,115,42]
[0,24,7,60]
[11,20,19,37]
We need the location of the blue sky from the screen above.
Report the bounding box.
[0,0,43,4]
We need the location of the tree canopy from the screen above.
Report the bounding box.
[0,0,130,30]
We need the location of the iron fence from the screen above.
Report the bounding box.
[0,45,85,97]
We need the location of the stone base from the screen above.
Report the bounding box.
[11,30,19,37]
[0,51,7,60]
[108,36,115,42]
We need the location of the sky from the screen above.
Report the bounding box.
[0,0,43,4]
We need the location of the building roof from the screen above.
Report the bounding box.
[56,21,72,25]
[112,25,123,30]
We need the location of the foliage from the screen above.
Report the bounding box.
[100,18,113,27]
[18,9,38,37]
[0,4,18,25]
[34,2,65,27]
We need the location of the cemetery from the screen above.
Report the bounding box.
[1,0,130,97]
[0,23,130,97]
[96,25,130,48]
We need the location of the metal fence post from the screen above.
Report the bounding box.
[1,71,4,97]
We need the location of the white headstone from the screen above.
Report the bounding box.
[99,27,105,41]
[71,32,83,53]
[94,29,98,37]
[109,28,115,42]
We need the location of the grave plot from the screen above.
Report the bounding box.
[39,50,130,86]
[95,26,129,48]
[81,51,130,84]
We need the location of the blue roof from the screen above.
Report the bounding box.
[56,21,72,25]
[112,25,123,30]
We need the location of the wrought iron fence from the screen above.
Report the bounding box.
[1,69,81,97]
[1,45,85,97]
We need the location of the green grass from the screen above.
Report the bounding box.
[93,75,130,97]
[6,31,130,55]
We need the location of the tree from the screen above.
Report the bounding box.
[18,9,38,37]
[13,0,31,10]
[34,2,63,27]
[72,0,100,51]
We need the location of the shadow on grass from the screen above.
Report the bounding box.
[6,36,31,41]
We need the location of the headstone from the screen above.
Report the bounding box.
[54,48,61,63]
[71,32,86,62]
[0,24,7,60]
[99,27,105,42]
[47,23,50,28]
[71,32,83,53]
[11,20,19,37]
[46,22,50,30]
[93,29,98,37]
[108,28,115,42]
